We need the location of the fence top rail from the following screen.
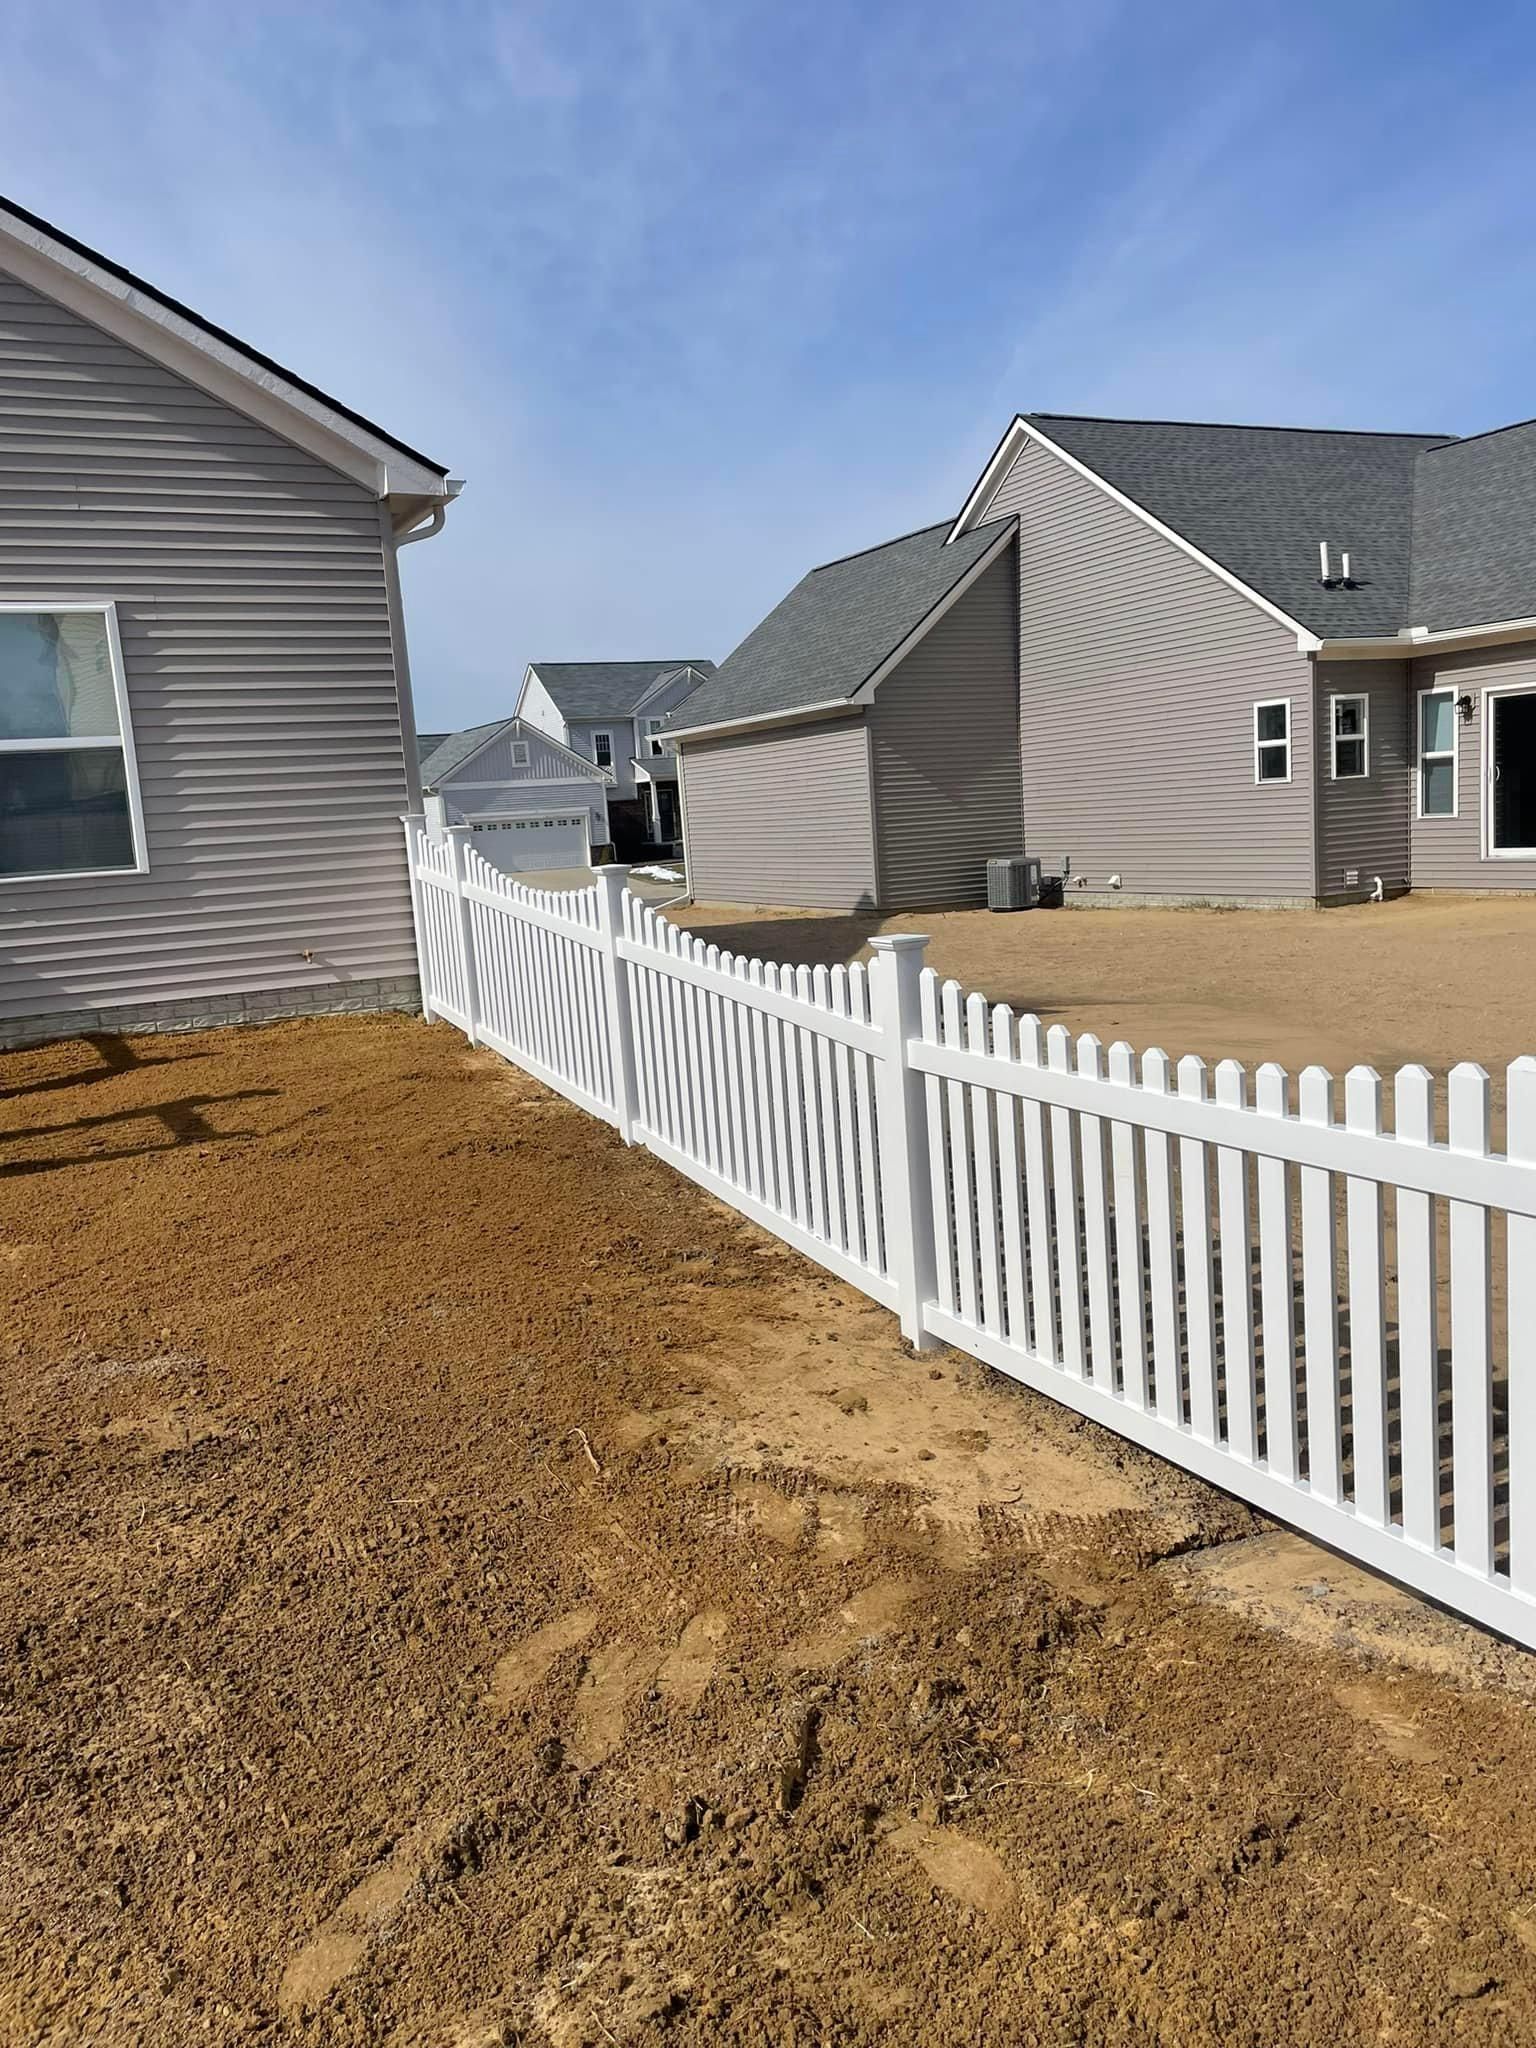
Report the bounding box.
[912,1020,1536,1217]
[617,907,884,1057]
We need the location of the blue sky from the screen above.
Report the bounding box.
[4,0,1536,727]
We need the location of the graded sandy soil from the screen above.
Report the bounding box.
[676,893,1536,1095]
[5,1013,1536,2046]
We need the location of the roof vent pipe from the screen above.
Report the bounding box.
[1318,540,1340,588]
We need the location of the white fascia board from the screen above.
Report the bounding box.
[949,414,1323,655]
[0,210,449,502]
[668,696,863,745]
[851,519,1018,700]
[1318,615,1536,662]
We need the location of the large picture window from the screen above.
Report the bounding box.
[0,603,144,880]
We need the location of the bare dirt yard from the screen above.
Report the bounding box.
[676,893,1536,1097]
[6,1012,1536,2045]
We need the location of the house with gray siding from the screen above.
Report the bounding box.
[668,410,1536,910]
[0,194,457,1047]
[418,717,612,873]
[514,659,714,858]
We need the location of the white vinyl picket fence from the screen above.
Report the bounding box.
[406,820,1536,1650]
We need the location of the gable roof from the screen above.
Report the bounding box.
[1010,414,1450,639]
[415,731,451,770]
[0,192,453,505]
[1411,420,1536,632]
[528,661,716,721]
[418,716,612,790]
[666,517,1017,737]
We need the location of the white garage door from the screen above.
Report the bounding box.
[469,813,590,874]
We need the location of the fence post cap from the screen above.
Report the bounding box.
[868,933,929,954]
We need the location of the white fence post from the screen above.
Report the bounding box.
[443,825,482,1046]
[594,865,641,1143]
[400,814,435,1024]
[869,934,939,1352]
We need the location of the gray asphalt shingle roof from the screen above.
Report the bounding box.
[1410,420,1536,632]
[530,660,715,721]
[417,720,507,788]
[666,518,1016,733]
[415,731,451,770]
[1022,413,1452,638]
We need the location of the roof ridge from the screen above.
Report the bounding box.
[1417,416,1536,454]
[532,657,714,669]
[1027,410,1455,443]
[810,519,958,575]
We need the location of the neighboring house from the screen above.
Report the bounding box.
[514,660,714,857]
[0,194,457,1047]
[668,411,1536,909]
[417,716,613,873]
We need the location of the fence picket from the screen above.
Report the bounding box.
[1108,1042,1147,1410]
[944,981,979,1325]
[1077,1035,1116,1391]
[815,966,848,1252]
[994,1005,1029,1351]
[1178,1056,1219,1444]
[1215,1060,1257,1463]
[1393,1064,1440,1551]
[1509,1059,1536,1592]
[1018,1017,1057,1366]
[967,992,1004,1337]
[1142,1049,1181,1425]
[1299,1066,1341,1504]
[1047,1025,1085,1378]
[1448,1063,1494,1577]
[829,967,863,1261]
[850,964,883,1271]
[1344,1067,1389,1527]
[922,970,955,1316]
[1254,1063,1298,1482]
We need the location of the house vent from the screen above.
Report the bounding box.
[987,856,1042,911]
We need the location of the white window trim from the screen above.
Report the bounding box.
[0,598,147,884]
[1416,683,1458,821]
[1253,697,1292,786]
[509,739,530,768]
[1481,683,1536,859]
[1329,692,1370,780]
[591,728,614,769]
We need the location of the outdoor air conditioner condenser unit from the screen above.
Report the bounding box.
[986,855,1042,912]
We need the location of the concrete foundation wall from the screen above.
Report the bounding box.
[0,974,421,1051]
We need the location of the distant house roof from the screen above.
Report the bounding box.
[1015,413,1450,639]
[415,732,451,770]
[418,721,507,787]
[418,716,612,790]
[529,661,716,721]
[666,517,1017,736]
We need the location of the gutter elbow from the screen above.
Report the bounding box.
[396,502,448,549]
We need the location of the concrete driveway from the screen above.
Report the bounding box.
[517,865,685,906]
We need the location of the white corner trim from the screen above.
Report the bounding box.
[0,209,450,503]
[949,415,1323,654]
[852,519,1018,700]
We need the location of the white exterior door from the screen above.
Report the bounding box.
[469,813,590,873]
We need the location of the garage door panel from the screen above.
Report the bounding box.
[469,813,589,874]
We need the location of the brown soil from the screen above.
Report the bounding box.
[5,1015,1536,2045]
[675,892,1536,1089]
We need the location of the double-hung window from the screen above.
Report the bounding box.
[1418,688,1456,817]
[0,603,144,880]
[1331,694,1368,779]
[592,730,613,769]
[509,740,530,767]
[1253,699,1291,783]
[644,717,668,757]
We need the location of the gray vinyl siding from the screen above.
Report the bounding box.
[1313,660,1411,898]
[868,547,1022,908]
[995,440,1317,901]
[438,732,607,844]
[1410,640,1536,889]
[679,716,877,909]
[0,267,417,1021]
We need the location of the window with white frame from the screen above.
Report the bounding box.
[0,603,144,880]
[509,739,530,767]
[1419,687,1456,817]
[1331,693,1368,779]
[1254,698,1291,783]
[592,730,613,769]
[644,717,668,757]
